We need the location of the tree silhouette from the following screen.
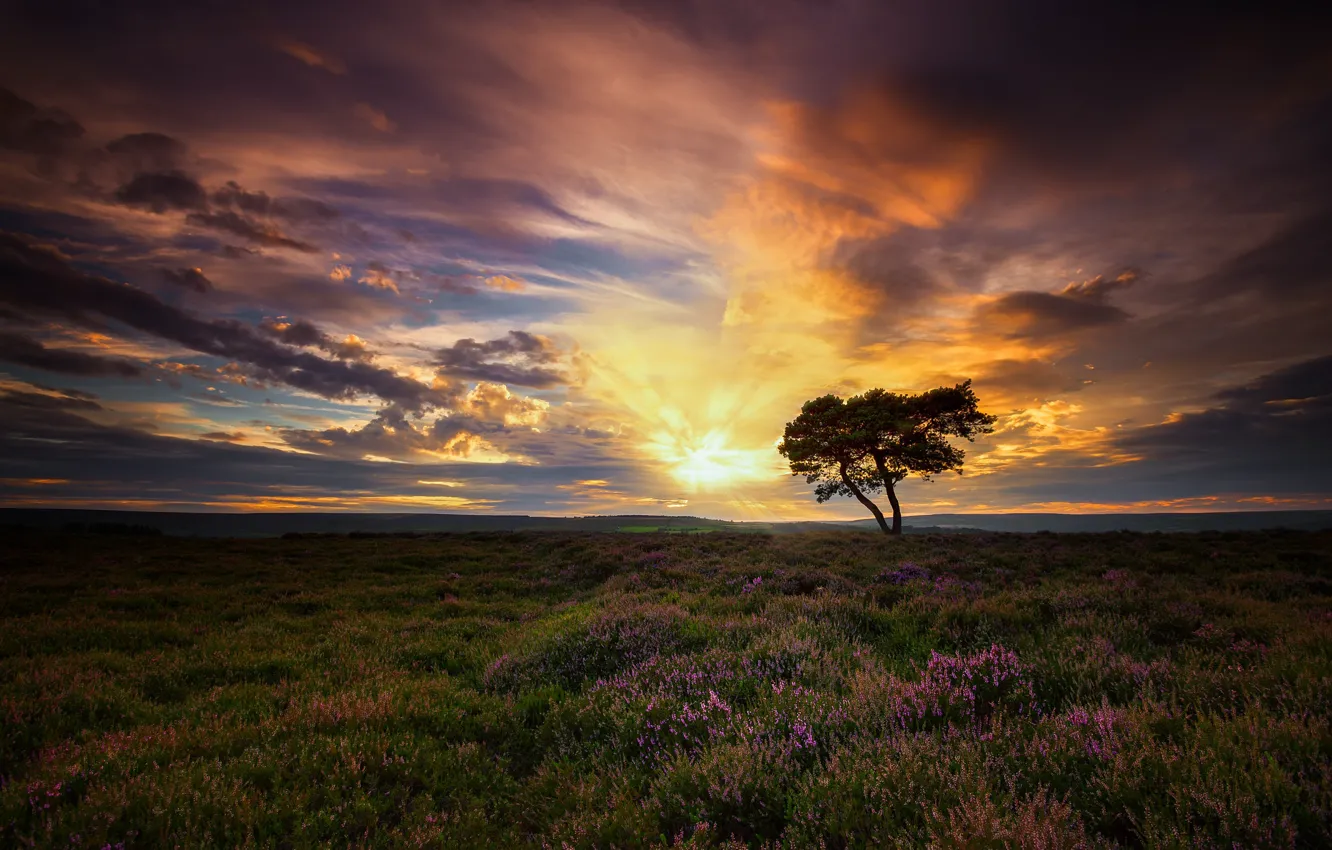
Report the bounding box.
[777,381,996,534]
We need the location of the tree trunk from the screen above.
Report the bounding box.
[871,454,904,535]
[884,481,903,535]
[839,467,891,535]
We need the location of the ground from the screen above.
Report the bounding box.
[2,530,1330,848]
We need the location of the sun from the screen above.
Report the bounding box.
[650,429,778,492]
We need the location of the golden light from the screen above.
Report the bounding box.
[649,428,777,492]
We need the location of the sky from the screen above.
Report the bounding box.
[0,0,1330,520]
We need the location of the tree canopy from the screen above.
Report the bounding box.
[777,381,996,534]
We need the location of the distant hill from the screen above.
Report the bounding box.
[854,511,1332,533]
[3,508,1331,537]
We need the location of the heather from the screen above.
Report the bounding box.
[1,530,1329,847]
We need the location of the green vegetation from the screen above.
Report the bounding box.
[2,530,1330,847]
[779,382,995,534]
[616,526,723,534]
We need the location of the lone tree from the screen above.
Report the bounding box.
[777,381,996,535]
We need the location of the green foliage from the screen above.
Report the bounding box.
[1,529,1330,847]
[777,381,996,532]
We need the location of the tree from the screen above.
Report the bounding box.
[777,381,996,535]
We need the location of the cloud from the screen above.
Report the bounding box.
[0,388,634,512]
[831,235,942,315]
[113,170,208,212]
[357,261,400,293]
[434,330,566,388]
[259,318,373,361]
[0,386,103,414]
[278,383,577,464]
[976,271,1138,339]
[103,132,189,173]
[1202,209,1332,300]
[484,274,526,292]
[1060,270,1139,301]
[970,358,1089,405]
[211,181,340,223]
[1212,355,1332,409]
[3,92,333,255]
[354,102,397,134]
[0,331,143,377]
[184,210,318,252]
[276,40,347,75]
[160,266,213,293]
[280,403,490,461]
[959,355,1332,508]
[1071,356,1332,497]
[457,381,548,427]
[0,87,83,156]
[200,430,246,442]
[0,232,442,409]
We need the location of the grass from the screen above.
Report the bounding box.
[1,529,1330,848]
[616,526,722,533]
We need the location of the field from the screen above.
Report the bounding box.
[2,530,1331,848]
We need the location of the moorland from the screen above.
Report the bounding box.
[2,529,1330,847]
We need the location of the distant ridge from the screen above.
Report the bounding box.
[3,508,1331,537]
[845,511,1332,534]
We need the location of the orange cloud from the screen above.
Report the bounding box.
[354,103,397,134]
[484,275,526,292]
[357,266,399,293]
[276,40,347,75]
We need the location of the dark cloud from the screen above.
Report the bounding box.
[199,430,245,442]
[831,233,941,310]
[212,181,340,223]
[280,404,468,460]
[1202,208,1332,300]
[434,330,565,388]
[184,210,318,252]
[259,317,324,348]
[114,170,208,212]
[0,87,83,156]
[0,386,102,412]
[977,271,1138,339]
[0,331,143,377]
[29,383,99,402]
[103,132,189,173]
[926,355,1332,509]
[0,231,441,409]
[1105,355,1332,494]
[0,90,329,256]
[279,390,619,466]
[259,317,372,361]
[1213,355,1332,409]
[853,5,1332,193]
[160,266,213,293]
[0,389,636,511]
[978,292,1125,338]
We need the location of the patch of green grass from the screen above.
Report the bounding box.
[1,529,1330,847]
